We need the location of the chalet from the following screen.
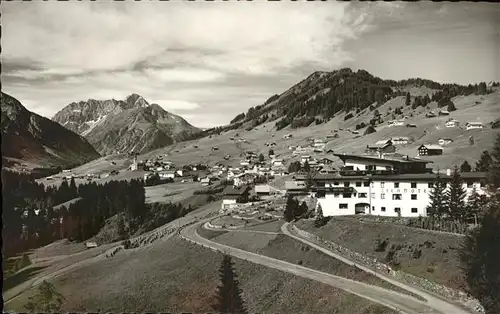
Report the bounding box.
[284,180,308,196]
[391,137,410,145]
[365,140,396,155]
[240,160,251,167]
[466,122,484,130]
[438,138,454,146]
[426,111,437,118]
[418,144,443,156]
[438,110,450,116]
[272,159,284,167]
[233,173,256,187]
[283,134,293,139]
[254,184,275,199]
[211,146,219,151]
[159,171,176,179]
[319,157,334,165]
[301,155,312,163]
[222,185,251,210]
[201,177,211,186]
[388,120,405,127]
[445,119,459,128]
[85,242,98,249]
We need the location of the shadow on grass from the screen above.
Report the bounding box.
[3,266,49,292]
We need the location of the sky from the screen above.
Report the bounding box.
[2,2,499,128]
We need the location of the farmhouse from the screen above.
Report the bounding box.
[290,153,487,218]
[200,177,211,186]
[388,120,405,127]
[221,185,251,210]
[233,173,256,187]
[438,110,450,116]
[271,159,284,167]
[365,140,396,155]
[319,157,334,165]
[391,137,410,145]
[466,122,484,130]
[159,171,176,179]
[418,144,443,156]
[445,119,459,128]
[438,138,454,146]
[426,111,437,118]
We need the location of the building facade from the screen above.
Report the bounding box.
[291,153,488,218]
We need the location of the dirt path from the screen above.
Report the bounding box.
[180,219,445,314]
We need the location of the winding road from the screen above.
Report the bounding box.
[181,218,453,314]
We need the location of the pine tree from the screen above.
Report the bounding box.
[405,92,411,106]
[258,153,265,162]
[212,254,248,314]
[446,166,467,222]
[466,187,489,224]
[460,193,500,313]
[303,160,310,172]
[489,133,500,189]
[284,195,296,222]
[426,172,449,219]
[69,178,78,198]
[460,161,472,173]
[475,150,492,172]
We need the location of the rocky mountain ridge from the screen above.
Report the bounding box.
[52,94,201,155]
[1,92,101,168]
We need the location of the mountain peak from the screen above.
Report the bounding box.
[125,93,149,108]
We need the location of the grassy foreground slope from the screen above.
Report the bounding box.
[296,217,466,291]
[5,238,396,314]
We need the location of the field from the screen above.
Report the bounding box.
[296,217,466,291]
[4,238,396,314]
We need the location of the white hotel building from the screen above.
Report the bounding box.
[291,153,488,218]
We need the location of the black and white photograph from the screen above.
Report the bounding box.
[2,1,499,313]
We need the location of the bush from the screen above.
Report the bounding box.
[122,239,131,249]
[412,248,422,259]
[374,238,389,252]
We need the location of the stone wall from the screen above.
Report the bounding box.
[291,224,484,313]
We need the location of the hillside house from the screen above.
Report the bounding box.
[85,242,98,249]
[301,155,312,163]
[365,140,396,155]
[201,177,211,186]
[283,134,293,139]
[388,120,405,127]
[445,119,459,128]
[466,122,484,130]
[175,169,184,177]
[240,160,251,167]
[233,173,256,187]
[418,144,443,156]
[211,146,219,151]
[300,154,487,217]
[438,110,450,116]
[222,185,251,210]
[272,159,284,167]
[319,157,334,165]
[406,124,417,128]
[426,111,437,118]
[285,180,308,196]
[159,171,176,179]
[438,138,454,146]
[270,166,286,176]
[391,137,410,145]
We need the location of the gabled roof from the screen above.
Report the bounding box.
[419,144,443,150]
[334,153,433,164]
[223,185,251,196]
[466,121,484,125]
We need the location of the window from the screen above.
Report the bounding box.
[343,193,352,198]
[381,193,386,199]
[428,182,433,188]
[344,182,350,187]
[411,194,417,200]
[394,207,401,213]
[411,182,417,189]
[371,193,376,199]
[381,207,386,212]
[394,182,400,188]
[381,182,385,188]
[334,193,340,198]
[339,203,348,209]
[359,193,367,198]
[372,206,375,211]
[333,182,339,186]
[467,181,473,188]
[363,182,370,187]
[356,182,362,187]
[411,208,418,213]
[392,194,402,200]
[371,182,375,188]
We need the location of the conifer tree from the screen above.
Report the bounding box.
[446,166,467,222]
[405,92,411,106]
[212,254,248,314]
[489,133,500,189]
[460,193,500,313]
[426,171,449,219]
[466,187,489,224]
[69,177,78,198]
[475,150,492,172]
[284,195,297,222]
[460,161,472,173]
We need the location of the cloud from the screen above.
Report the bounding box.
[2,2,497,127]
